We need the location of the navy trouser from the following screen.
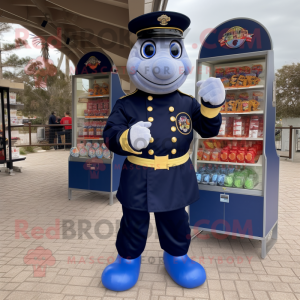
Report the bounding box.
[116,205,191,259]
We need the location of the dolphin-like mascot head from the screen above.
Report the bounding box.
[126,12,192,95]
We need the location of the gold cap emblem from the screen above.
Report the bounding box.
[157,14,171,26]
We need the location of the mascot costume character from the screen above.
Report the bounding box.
[102,11,225,291]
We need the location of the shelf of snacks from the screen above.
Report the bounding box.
[217,62,265,88]
[74,77,110,159]
[221,91,264,114]
[197,181,263,197]
[225,85,264,91]
[191,18,280,257]
[221,110,264,115]
[196,163,263,193]
[69,52,127,205]
[197,138,263,165]
[198,136,263,141]
[79,94,109,99]
[197,156,263,166]
[70,142,112,161]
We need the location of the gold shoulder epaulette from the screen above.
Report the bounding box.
[120,89,138,99]
[177,90,194,98]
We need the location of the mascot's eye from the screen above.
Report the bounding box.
[170,41,182,59]
[141,41,156,59]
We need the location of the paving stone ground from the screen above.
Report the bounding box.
[1,150,300,300]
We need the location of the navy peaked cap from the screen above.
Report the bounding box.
[128,11,190,39]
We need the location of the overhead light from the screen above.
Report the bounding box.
[41,20,48,27]
[66,38,70,45]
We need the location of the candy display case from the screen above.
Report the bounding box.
[72,75,112,161]
[190,19,279,258]
[68,52,126,205]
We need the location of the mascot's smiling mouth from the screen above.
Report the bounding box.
[137,71,184,86]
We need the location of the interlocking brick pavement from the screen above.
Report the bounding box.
[1,150,300,300]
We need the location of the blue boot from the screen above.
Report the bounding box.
[101,254,141,291]
[163,251,206,288]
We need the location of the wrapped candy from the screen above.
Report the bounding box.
[86,142,92,149]
[92,142,100,149]
[215,68,225,78]
[202,174,211,184]
[198,165,207,173]
[103,149,111,159]
[79,147,88,157]
[209,173,218,186]
[70,147,79,158]
[197,148,203,160]
[203,140,214,149]
[96,147,103,158]
[225,67,237,78]
[217,174,226,186]
[228,150,237,163]
[88,148,96,158]
[224,173,234,187]
[251,64,263,77]
[221,77,229,87]
[233,174,245,188]
[238,66,251,76]
[244,173,259,189]
[196,173,202,183]
[202,149,211,161]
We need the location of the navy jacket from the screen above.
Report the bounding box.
[104,89,223,212]
[49,114,56,125]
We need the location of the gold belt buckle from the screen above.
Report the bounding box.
[154,155,169,170]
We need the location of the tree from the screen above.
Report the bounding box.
[21,70,72,123]
[276,63,300,119]
[0,22,29,78]
[2,27,72,123]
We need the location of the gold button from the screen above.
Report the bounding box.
[148,117,154,122]
[147,106,153,112]
[148,96,153,101]
[169,106,174,112]
[171,149,177,155]
[150,137,154,143]
[171,137,177,143]
[171,126,176,132]
[148,149,154,155]
[170,116,176,122]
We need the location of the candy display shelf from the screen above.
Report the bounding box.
[225,85,264,91]
[84,116,108,119]
[79,95,109,99]
[69,52,126,206]
[220,110,264,115]
[197,134,263,141]
[198,182,263,196]
[77,116,109,119]
[197,156,263,167]
[69,156,112,164]
[190,18,279,259]
[80,137,104,140]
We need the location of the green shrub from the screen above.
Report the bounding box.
[41,145,51,150]
[19,148,26,155]
[24,146,35,153]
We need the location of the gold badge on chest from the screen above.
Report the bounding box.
[176,112,192,135]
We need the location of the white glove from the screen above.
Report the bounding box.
[196,77,225,106]
[129,121,152,151]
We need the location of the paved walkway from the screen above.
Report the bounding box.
[0,150,300,300]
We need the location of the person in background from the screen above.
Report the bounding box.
[55,115,64,149]
[60,112,72,148]
[48,111,56,147]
